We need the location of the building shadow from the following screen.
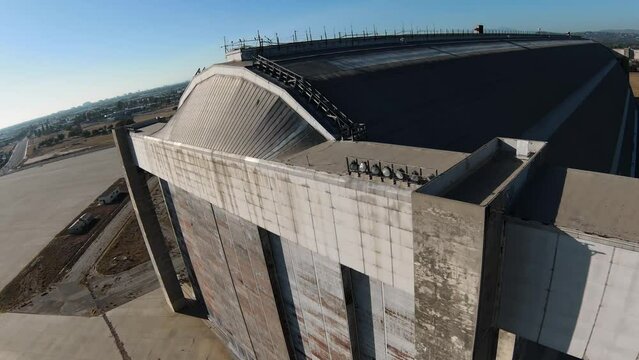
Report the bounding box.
[500,221,595,357]
[501,165,603,358]
[260,231,306,359]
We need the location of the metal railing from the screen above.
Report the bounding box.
[224,28,570,53]
[252,55,366,141]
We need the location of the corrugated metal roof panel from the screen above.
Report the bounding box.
[155,74,326,160]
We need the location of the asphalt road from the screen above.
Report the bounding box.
[0,137,28,176]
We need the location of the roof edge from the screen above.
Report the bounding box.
[179,64,336,141]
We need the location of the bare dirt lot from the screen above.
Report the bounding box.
[0,179,128,312]
[96,180,176,276]
[26,134,114,165]
[134,106,177,122]
[0,142,14,153]
[95,215,149,275]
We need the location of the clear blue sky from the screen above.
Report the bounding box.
[0,0,637,129]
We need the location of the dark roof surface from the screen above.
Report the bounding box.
[262,40,630,172]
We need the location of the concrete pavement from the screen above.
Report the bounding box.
[0,148,231,359]
[0,289,231,360]
[0,148,122,289]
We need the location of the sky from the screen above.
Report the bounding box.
[0,0,637,129]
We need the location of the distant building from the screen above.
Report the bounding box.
[98,188,121,205]
[613,47,636,59]
[67,213,95,235]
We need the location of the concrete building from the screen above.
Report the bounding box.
[114,33,639,360]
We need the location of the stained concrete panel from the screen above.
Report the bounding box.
[412,192,486,360]
[131,136,415,293]
[538,235,612,357]
[268,233,353,360]
[499,222,558,340]
[584,248,639,360]
[171,186,255,359]
[501,219,639,360]
[383,283,416,359]
[349,270,416,360]
[213,206,290,360]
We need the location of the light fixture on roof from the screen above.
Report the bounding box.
[370,164,381,176]
[349,160,359,172]
[382,166,392,178]
[410,170,420,183]
[394,168,406,180]
[358,162,368,172]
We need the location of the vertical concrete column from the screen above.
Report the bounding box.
[412,193,487,360]
[495,330,516,360]
[113,128,185,311]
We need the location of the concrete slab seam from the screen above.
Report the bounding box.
[536,231,560,343]
[582,247,616,358]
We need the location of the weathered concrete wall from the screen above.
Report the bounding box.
[348,270,416,359]
[213,206,290,360]
[170,185,289,360]
[495,330,516,360]
[170,185,255,358]
[265,231,352,359]
[131,135,414,293]
[499,220,639,360]
[412,193,486,360]
[159,178,206,306]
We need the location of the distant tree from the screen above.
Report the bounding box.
[117,100,125,110]
[57,133,65,141]
[82,130,91,137]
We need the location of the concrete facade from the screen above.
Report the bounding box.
[117,34,639,360]
[122,121,639,360]
[499,220,639,359]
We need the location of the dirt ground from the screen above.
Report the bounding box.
[28,134,114,161]
[95,215,149,275]
[0,179,127,312]
[134,106,177,122]
[630,72,639,102]
[0,142,14,153]
[95,180,175,276]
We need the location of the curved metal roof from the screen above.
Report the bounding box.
[155,72,326,160]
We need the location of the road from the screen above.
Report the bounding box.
[0,137,28,176]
